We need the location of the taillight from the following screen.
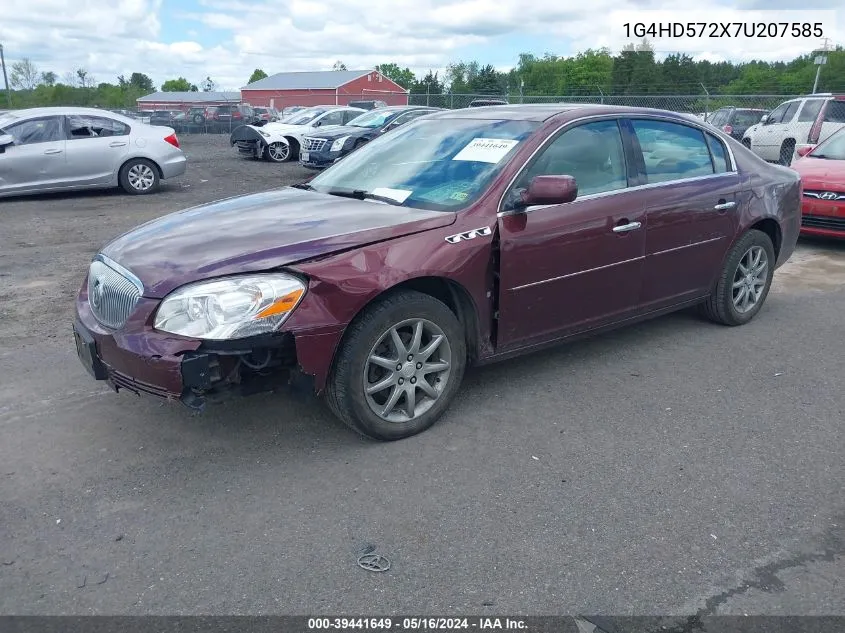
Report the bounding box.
[723,124,732,134]
[233,112,242,119]
[164,133,180,148]
[808,102,826,143]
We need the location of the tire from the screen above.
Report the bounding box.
[779,140,795,166]
[326,290,467,441]
[119,158,160,195]
[742,138,751,149]
[264,139,293,162]
[699,229,775,326]
[192,114,205,125]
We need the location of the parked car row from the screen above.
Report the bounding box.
[72,102,809,441]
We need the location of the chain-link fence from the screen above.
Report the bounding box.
[124,92,813,135]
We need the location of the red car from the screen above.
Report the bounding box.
[73,104,801,441]
[793,128,845,238]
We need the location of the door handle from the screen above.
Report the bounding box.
[714,201,736,210]
[612,221,642,233]
[109,141,127,147]
[43,148,63,155]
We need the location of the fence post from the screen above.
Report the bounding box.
[700,83,710,118]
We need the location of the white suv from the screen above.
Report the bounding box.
[742,94,845,165]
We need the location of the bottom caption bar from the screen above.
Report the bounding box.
[0,616,843,633]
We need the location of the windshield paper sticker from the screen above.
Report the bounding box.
[453,138,519,163]
[371,187,413,203]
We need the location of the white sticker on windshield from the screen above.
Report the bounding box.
[452,138,519,163]
[371,187,413,203]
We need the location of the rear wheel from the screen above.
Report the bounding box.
[119,158,160,195]
[265,139,293,162]
[742,138,751,149]
[699,229,775,326]
[779,140,795,166]
[326,290,467,441]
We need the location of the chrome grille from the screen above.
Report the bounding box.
[88,257,143,330]
[303,137,327,152]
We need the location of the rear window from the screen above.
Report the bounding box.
[733,111,766,127]
[824,100,845,123]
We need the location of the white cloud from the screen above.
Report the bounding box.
[0,0,842,91]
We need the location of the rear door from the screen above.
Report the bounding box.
[628,117,741,310]
[751,101,792,160]
[63,114,132,186]
[0,115,67,194]
[760,100,802,161]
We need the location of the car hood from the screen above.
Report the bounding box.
[793,157,845,189]
[101,188,456,298]
[306,125,373,141]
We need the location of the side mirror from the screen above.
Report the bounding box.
[520,175,578,207]
[796,144,815,157]
[313,120,322,127]
[0,134,14,148]
[759,114,770,124]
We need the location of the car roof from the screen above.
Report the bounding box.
[3,106,140,124]
[424,103,717,123]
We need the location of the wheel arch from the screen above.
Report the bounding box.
[325,276,482,378]
[118,155,163,179]
[749,217,782,260]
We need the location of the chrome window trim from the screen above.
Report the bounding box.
[94,253,144,295]
[497,112,739,218]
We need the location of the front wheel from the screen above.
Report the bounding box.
[699,229,775,326]
[264,140,291,162]
[326,290,467,441]
[779,140,795,166]
[119,158,160,195]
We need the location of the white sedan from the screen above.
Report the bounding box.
[229,105,365,162]
[0,106,186,198]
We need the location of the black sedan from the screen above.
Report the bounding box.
[298,105,443,169]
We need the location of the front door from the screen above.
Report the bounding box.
[627,118,741,309]
[0,116,67,194]
[496,119,646,350]
[63,114,132,185]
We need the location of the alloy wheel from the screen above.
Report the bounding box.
[363,318,452,423]
[268,142,289,161]
[732,245,768,313]
[127,164,155,191]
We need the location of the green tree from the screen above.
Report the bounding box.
[247,68,268,84]
[40,71,57,87]
[332,60,347,71]
[375,63,416,89]
[161,77,198,92]
[129,72,155,93]
[10,58,40,90]
[410,71,444,94]
[201,76,216,92]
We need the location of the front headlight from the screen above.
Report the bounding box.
[331,136,350,152]
[259,130,270,137]
[153,274,306,340]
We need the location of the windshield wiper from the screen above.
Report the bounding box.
[325,189,404,206]
[809,153,833,159]
[290,182,314,190]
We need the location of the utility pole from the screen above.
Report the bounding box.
[811,38,831,94]
[0,44,12,108]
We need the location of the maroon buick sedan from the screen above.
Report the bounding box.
[74,104,802,440]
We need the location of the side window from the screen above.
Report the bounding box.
[705,133,730,173]
[780,101,801,123]
[5,117,65,145]
[516,119,628,197]
[341,110,359,124]
[632,119,715,183]
[766,103,789,124]
[318,111,344,126]
[709,110,727,127]
[797,99,824,123]
[68,115,130,139]
[823,101,845,123]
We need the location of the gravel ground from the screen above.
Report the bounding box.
[0,134,313,344]
[1,135,844,622]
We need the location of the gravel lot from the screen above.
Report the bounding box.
[1,135,844,623]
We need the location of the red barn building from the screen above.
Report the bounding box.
[241,69,408,109]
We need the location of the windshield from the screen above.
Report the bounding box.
[348,109,399,128]
[810,128,845,160]
[734,110,767,127]
[286,108,327,125]
[0,113,18,130]
[307,117,539,211]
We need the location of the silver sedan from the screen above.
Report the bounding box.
[0,106,187,198]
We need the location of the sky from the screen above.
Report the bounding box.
[0,0,842,91]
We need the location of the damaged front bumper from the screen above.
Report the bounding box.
[73,291,339,411]
[229,125,267,158]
